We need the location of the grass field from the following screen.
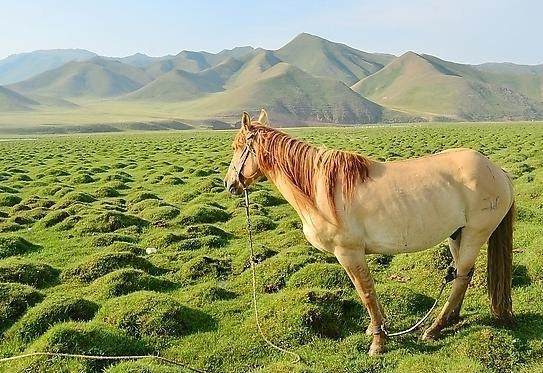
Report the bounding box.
[0,123,542,372]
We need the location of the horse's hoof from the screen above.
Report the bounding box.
[368,343,385,356]
[421,328,441,341]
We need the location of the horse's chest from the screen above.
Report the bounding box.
[302,223,340,254]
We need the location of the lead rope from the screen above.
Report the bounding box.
[243,188,301,364]
[383,265,457,337]
[0,352,205,372]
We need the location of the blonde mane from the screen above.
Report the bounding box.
[236,124,371,218]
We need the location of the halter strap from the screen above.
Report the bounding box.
[233,132,256,187]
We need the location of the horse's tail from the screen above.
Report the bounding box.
[487,201,515,324]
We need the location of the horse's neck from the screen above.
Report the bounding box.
[258,139,327,223]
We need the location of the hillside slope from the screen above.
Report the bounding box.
[182,62,388,124]
[0,86,39,111]
[9,57,151,98]
[353,52,543,120]
[0,49,97,85]
[276,33,394,86]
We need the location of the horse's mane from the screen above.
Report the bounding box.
[238,124,371,219]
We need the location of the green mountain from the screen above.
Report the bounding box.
[1,34,543,130]
[226,50,281,88]
[145,47,255,78]
[182,62,389,124]
[116,53,164,68]
[9,57,151,98]
[275,33,394,86]
[127,57,243,101]
[352,52,543,120]
[0,49,96,85]
[0,86,39,111]
[474,63,543,102]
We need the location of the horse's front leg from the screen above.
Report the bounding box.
[335,248,385,355]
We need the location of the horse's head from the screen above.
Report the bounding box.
[224,109,269,195]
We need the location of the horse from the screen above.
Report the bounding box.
[224,110,515,355]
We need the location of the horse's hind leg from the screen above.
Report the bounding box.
[446,235,472,325]
[422,229,486,341]
[335,249,386,355]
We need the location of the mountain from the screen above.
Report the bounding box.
[0,49,97,85]
[275,33,394,86]
[352,52,543,120]
[127,57,243,101]
[226,50,282,88]
[9,57,151,98]
[474,63,543,103]
[116,53,164,68]
[1,34,543,131]
[181,62,389,124]
[0,86,39,111]
[145,47,255,79]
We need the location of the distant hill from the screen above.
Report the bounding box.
[1,33,543,131]
[0,86,39,111]
[145,47,255,78]
[352,52,543,120]
[180,62,393,124]
[9,57,151,98]
[275,33,394,86]
[0,49,96,85]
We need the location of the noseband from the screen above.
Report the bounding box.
[233,132,257,188]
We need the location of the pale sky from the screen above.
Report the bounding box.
[1,0,542,64]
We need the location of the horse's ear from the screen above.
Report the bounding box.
[258,109,269,126]
[241,111,252,130]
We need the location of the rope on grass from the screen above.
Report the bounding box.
[244,188,302,364]
[0,352,206,372]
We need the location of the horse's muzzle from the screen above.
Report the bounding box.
[224,178,244,195]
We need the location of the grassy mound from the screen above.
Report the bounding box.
[255,289,360,344]
[6,294,99,342]
[19,322,149,372]
[95,291,207,338]
[186,224,230,239]
[159,175,185,186]
[77,211,148,233]
[180,255,231,281]
[94,186,121,198]
[180,204,230,224]
[288,263,351,290]
[249,190,285,206]
[62,251,159,283]
[130,191,160,204]
[376,283,434,330]
[91,269,174,299]
[92,233,137,247]
[0,283,43,333]
[453,328,522,372]
[41,209,70,228]
[71,172,95,184]
[182,282,237,307]
[0,235,39,258]
[58,191,96,205]
[106,360,181,373]
[139,205,180,222]
[0,258,60,287]
[0,193,22,207]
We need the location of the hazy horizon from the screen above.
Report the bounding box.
[1,0,542,65]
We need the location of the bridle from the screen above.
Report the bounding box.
[232,131,257,188]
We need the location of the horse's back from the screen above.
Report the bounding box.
[344,148,513,253]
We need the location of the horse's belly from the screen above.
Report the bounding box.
[361,192,466,255]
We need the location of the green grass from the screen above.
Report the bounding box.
[0,123,542,372]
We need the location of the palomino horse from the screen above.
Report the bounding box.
[224,110,514,355]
